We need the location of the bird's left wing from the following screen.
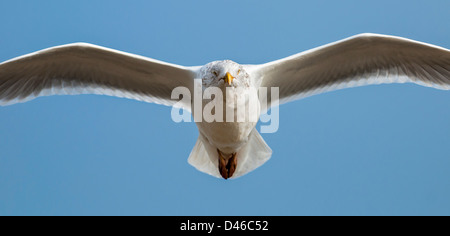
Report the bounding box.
[0,43,196,108]
[250,33,450,108]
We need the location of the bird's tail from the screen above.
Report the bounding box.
[188,128,272,179]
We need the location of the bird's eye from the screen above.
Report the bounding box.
[237,69,241,75]
[213,71,218,76]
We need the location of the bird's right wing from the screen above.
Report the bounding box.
[250,33,450,108]
[0,43,196,109]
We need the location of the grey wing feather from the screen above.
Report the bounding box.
[0,43,196,108]
[251,33,450,107]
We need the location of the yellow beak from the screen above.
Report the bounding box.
[224,72,234,85]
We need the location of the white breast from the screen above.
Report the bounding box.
[195,86,260,155]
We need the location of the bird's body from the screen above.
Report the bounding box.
[1,33,449,179]
[191,60,262,178]
[196,103,256,155]
[194,60,257,155]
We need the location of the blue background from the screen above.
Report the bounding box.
[0,0,449,215]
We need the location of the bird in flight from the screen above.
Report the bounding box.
[1,33,449,179]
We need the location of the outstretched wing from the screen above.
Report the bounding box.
[252,33,450,107]
[0,43,195,108]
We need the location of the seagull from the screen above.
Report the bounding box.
[1,33,449,179]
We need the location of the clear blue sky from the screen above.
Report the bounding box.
[0,0,449,216]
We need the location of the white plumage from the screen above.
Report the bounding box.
[1,33,449,179]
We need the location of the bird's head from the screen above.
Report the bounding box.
[200,60,250,88]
